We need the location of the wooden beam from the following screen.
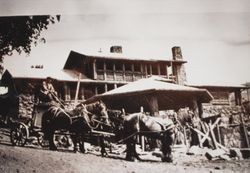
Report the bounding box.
[190,126,229,152]
[131,64,135,81]
[157,63,161,75]
[149,64,152,76]
[113,63,116,81]
[209,122,218,149]
[103,61,107,81]
[200,118,221,145]
[122,64,125,81]
[104,84,108,93]
[166,64,169,79]
[240,113,250,148]
[93,59,97,80]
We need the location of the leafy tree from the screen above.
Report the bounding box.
[0,15,60,73]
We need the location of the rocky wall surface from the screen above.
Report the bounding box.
[203,105,250,148]
[18,94,35,120]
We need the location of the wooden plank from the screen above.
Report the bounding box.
[74,73,81,107]
[209,122,218,149]
[90,130,115,136]
[240,113,250,148]
[200,118,221,145]
[189,126,229,152]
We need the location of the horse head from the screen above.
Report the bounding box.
[95,101,111,126]
[77,101,111,127]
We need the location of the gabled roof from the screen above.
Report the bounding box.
[64,50,187,69]
[84,76,213,112]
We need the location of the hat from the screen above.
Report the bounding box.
[46,76,52,80]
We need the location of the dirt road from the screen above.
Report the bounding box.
[0,128,250,173]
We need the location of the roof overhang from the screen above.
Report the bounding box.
[84,76,213,112]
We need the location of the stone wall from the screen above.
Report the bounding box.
[18,94,35,119]
[203,105,250,148]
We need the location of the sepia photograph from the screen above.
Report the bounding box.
[0,0,250,172]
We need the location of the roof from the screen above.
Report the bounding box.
[189,84,248,91]
[1,68,84,82]
[84,76,213,112]
[64,50,187,69]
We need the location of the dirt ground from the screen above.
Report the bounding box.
[0,128,250,173]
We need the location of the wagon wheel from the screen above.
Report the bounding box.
[53,131,71,149]
[10,122,29,147]
[37,133,49,148]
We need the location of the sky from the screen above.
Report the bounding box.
[1,0,250,86]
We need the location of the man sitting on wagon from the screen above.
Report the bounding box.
[39,77,59,103]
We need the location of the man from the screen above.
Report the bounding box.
[39,77,58,102]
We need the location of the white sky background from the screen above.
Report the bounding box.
[1,0,250,86]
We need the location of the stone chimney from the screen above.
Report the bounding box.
[172,46,183,60]
[110,46,122,53]
[171,46,187,85]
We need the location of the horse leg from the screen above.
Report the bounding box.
[49,130,57,151]
[161,132,174,162]
[71,133,79,152]
[79,134,86,153]
[125,136,140,161]
[126,141,134,161]
[100,136,108,157]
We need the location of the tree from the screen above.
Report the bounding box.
[0,15,60,73]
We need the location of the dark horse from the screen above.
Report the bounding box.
[123,112,175,162]
[41,101,111,155]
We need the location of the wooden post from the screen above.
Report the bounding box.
[74,73,81,107]
[113,63,116,81]
[131,64,135,81]
[145,64,148,77]
[165,64,169,79]
[157,63,161,75]
[149,64,152,76]
[217,124,222,145]
[240,113,250,148]
[122,64,125,81]
[95,86,98,95]
[140,106,145,152]
[209,121,218,149]
[148,95,159,116]
[183,127,188,146]
[140,64,143,78]
[104,84,108,92]
[103,61,107,81]
[93,59,97,80]
[81,87,85,100]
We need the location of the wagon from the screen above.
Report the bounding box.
[9,103,49,147]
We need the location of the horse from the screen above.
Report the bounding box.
[41,101,111,156]
[122,112,175,162]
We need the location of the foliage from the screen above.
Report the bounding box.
[0,15,60,73]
